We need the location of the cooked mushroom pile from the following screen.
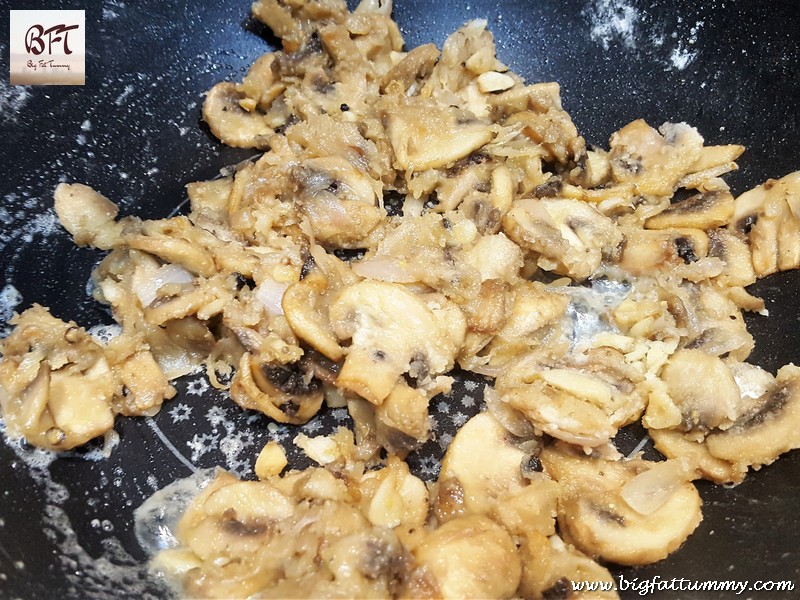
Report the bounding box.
[3,0,800,597]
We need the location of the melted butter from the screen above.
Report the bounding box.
[133,467,217,556]
[561,279,631,349]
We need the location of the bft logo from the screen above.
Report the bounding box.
[25,23,81,56]
[10,10,85,85]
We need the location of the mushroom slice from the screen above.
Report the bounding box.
[609,120,704,197]
[384,100,493,171]
[410,515,521,600]
[292,157,384,247]
[437,412,529,518]
[282,249,357,361]
[112,349,176,416]
[380,43,440,93]
[705,364,800,471]
[329,281,466,404]
[650,428,748,485]
[126,217,217,278]
[202,82,274,149]
[504,108,583,164]
[731,170,800,277]
[229,352,324,424]
[518,533,619,600]
[54,183,123,249]
[503,198,622,280]
[652,349,744,431]
[617,227,715,279]
[542,444,702,566]
[0,305,117,450]
[644,190,735,230]
[707,228,756,287]
[496,349,645,447]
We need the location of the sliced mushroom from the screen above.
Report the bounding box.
[518,533,619,600]
[437,412,530,518]
[609,120,704,197]
[705,364,800,470]
[504,108,583,164]
[281,248,357,361]
[202,82,274,148]
[111,349,176,416]
[653,348,744,431]
[329,281,466,404]
[411,515,521,600]
[54,183,123,249]
[229,352,324,424]
[126,217,217,278]
[707,228,756,288]
[384,99,494,171]
[292,157,385,247]
[645,190,735,230]
[731,170,800,277]
[503,197,622,280]
[380,43,440,93]
[542,443,702,566]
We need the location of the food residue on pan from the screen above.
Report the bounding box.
[2,0,800,598]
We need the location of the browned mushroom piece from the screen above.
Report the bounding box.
[541,443,702,566]
[54,182,124,249]
[230,352,324,425]
[0,305,117,450]
[328,280,466,405]
[503,197,622,280]
[731,171,800,277]
[202,82,275,149]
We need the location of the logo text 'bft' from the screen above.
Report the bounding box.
[10,10,85,85]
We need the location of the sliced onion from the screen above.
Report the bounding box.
[484,385,536,439]
[133,264,194,307]
[351,256,417,282]
[620,458,693,515]
[255,278,289,316]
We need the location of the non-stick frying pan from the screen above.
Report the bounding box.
[1,1,799,598]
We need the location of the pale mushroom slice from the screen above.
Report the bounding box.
[54,183,124,250]
[644,189,735,230]
[282,247,359,362]
[408,515,521,600]
[383,99,494,172]
[503,197,622,280]
[495,348,646,448]
[644,349,746,432]
[125,217,217,278]
[0,305,117,450]
[291,155,385,248]
[202,82,275,149]
[541,443,702,566]
[328,281,466,404]
[518,533,619,600]
[608,120,704,197]
[436,411,530,518]
[731,170,800,277]
[705,364,800,472]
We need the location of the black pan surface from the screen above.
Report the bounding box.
[1,1,799,598]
